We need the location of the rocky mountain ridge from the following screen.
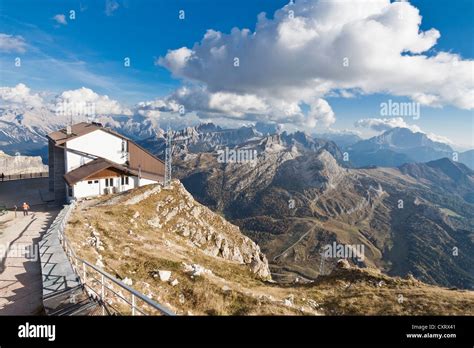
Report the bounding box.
[173,140,474,289]
[0,150,48,175]
[64,180,474,315]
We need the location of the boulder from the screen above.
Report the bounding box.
[122,277,133,286]
[336,259,351,269]
[158,270,172,282]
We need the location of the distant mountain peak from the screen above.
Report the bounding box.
[195,122,222,134]
[348,126,456,167]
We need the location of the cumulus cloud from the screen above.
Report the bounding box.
[157,47,193,73]
[53,14,67,25]
[157,0,473,129]
[0,83,44,108]
[0,33,27,53]
[134,85,330,128]
[55,87,132,116]
[1,84,134,120]
[306,99,336,128]
[137,85,335,129]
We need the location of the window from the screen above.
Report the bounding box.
[121,176,129,185]
[105,178,114,187]
[87,180,93,184]
[94,180,99,183]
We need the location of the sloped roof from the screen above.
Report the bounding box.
[47,122,130,145]
[47,122,164,165]
[63,158,138,185]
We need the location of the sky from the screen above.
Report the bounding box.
[0,0,473,149]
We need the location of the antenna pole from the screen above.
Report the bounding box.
[319,251,325,276]
[164,126,172,187]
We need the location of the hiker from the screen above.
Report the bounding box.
[22,202,30,216]
[1,173,4,182]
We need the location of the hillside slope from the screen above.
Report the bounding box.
[64,182,474,315]
[175,142,474,289]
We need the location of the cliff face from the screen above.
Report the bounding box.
[74,180,271,281]
[0,151,48,175]
[143,181,271,280]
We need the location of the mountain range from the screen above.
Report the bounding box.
[65,178,474,315]
[346,127,453,166]
[135,123,474,289]
[0,105,162,160]
[1,104,471,170]
[1,111,473,289]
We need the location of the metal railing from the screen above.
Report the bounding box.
[55,202,174,316]
[0,171,49,182]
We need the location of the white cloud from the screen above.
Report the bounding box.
[355,117,421,133]
[306,99,335,128]
[53,14,67,25]
[55,87,132,115]
[208,92,268,117]
[1,84,133,116]
[425,132,454,146]
[0,33,27,53]
[318,128,362,136]
[157,0,473,129]
[137,85,337,129]
[157,47,194,74]
[105,0,119,16]
[0,83,44,108]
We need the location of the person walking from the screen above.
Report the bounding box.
[1,172,4,182]
[22,202,30,216]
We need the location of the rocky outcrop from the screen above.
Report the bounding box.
[124,185,162,205]
[143,180,271,280]
[0,150,48,175]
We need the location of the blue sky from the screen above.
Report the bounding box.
[0,0,288,99]
[0,0,473,148]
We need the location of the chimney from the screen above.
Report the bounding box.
[66,125,72,136]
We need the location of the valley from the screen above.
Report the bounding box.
[140,124,474,290]
[64,181,474,315]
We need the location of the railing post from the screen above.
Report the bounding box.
[83,263,87,282]
[101,274,105,315]
[132,294,136,316]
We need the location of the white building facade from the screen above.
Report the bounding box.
[47,122,165,202]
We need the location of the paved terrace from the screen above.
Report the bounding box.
[0,177,60,315]
[0,206,59,314]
